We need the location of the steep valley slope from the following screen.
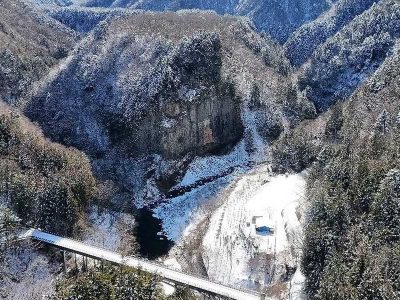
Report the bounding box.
[295,0,400,112]
[1,0,400,299]
[0,0,77,104]
[271,42,400,300]
[25,10,301,207]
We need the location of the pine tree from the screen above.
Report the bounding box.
[374,110,389,134]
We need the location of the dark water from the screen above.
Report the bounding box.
[136,208,174,259]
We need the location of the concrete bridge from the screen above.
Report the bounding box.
[22,229,265,300]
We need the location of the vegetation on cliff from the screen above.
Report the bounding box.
[0,103,96,235]
[273,45,400,299]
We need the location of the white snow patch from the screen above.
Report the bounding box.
[163,257,182,271]
[287,268,306,300]
[83,206,135,253]
[162,118,176,128]
[154,174,235,241]
[201,168,306,289]
[159,282,176,296]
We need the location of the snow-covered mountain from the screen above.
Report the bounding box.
[284,0,379,67]
[296,0,400,112]
[2,0,400,299]
[25,10,304,205]
[31,0,334,42]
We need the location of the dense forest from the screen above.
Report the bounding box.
[1,0,400,299]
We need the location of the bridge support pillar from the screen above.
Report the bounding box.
[84,256,88,271]
[62,251,67,273]
[74,253,78,274]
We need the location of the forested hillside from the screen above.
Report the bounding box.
[25,10,301,201]
[297,0,400,112]
[1,0,400,299]
[302,49,400,300]
[31,0,334,42]
[0,102,95,235]
[284,0,379,67]
[0,0,77,104]
[273,29,400,300]
[270,1,400,298]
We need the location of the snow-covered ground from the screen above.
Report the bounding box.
[83,206,136,254]
[202,169,306,288]
[154,108,269,241]
[0,245,59,300]
[154,144,306,297]
[158,161,307,299]
[153,107,307,298]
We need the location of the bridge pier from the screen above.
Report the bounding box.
[62,251,67,273]
[82,256,86,272]
[74,253,78,274]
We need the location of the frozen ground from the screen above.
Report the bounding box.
[0,245,59,300]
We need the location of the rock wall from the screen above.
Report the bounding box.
[27,23,243,160]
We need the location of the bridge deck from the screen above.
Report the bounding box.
[24,229,263,300]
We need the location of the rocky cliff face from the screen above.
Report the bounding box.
[27,18,243,159]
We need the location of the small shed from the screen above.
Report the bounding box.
[256,226,274,234]
[255,217,274,234]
